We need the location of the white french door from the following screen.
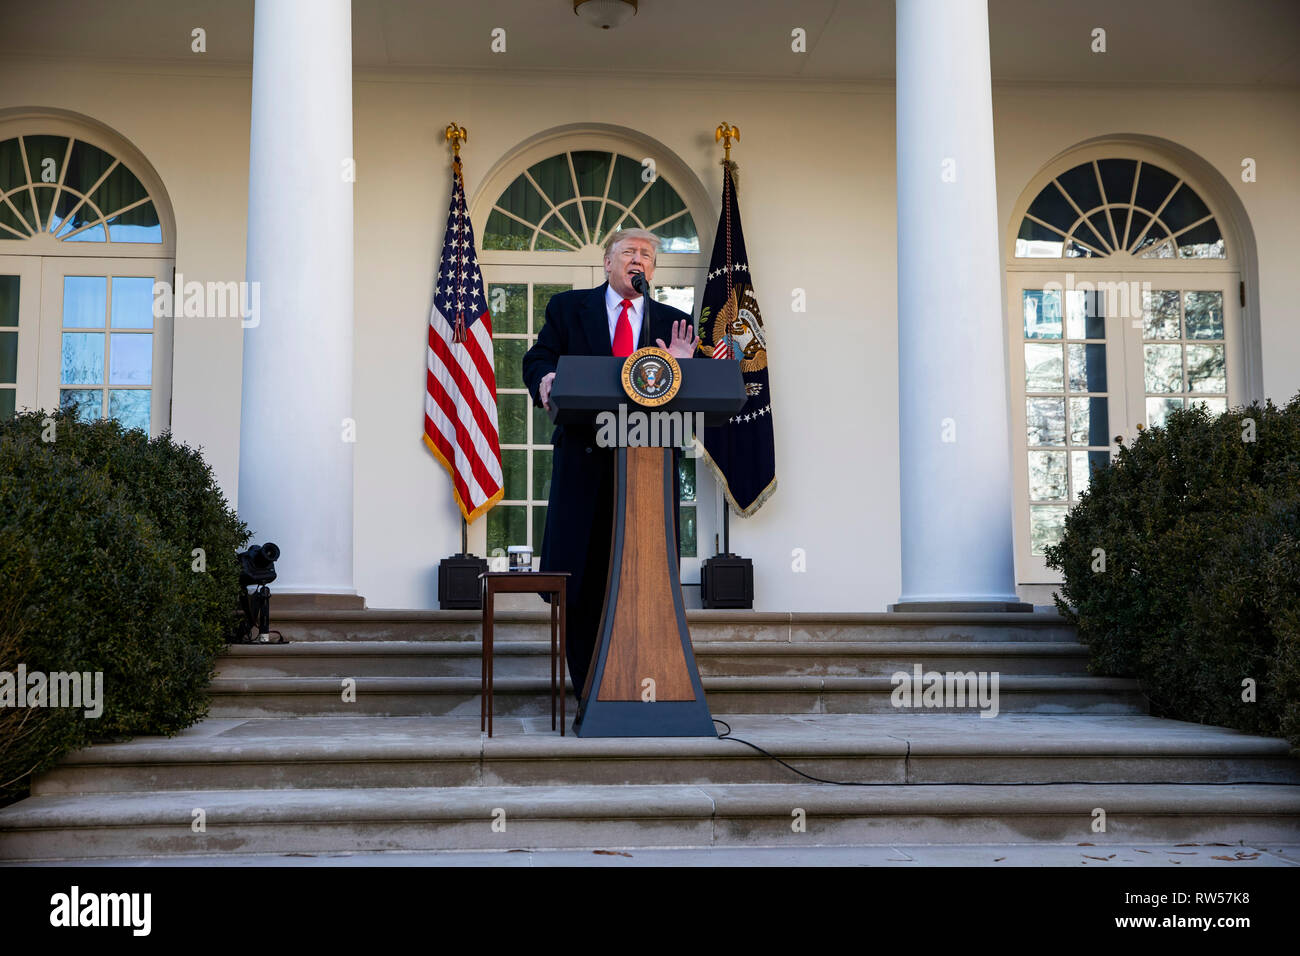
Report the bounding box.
[1008,269,1242,582]
[38,257,173,436]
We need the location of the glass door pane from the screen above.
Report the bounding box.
[1009,272,1129,582]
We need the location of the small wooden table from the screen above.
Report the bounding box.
[479,571,569,737]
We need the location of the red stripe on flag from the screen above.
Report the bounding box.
[459,308,497,388]
[427,322,502,458]
[434,308,497,399]
[428,374,504,504]
[424,370,501,502]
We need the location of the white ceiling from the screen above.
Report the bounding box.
[1,0,1296,85]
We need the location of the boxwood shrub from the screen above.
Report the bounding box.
[0,408,248,804]
[1045,396,1300,750]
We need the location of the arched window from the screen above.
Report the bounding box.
[0,134,163,244]
[0,118,173,434]
[482,149,698,253]
[1006,146,1246,582]
[1015,158,1224,261]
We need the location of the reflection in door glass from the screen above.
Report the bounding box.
[653,285,695,319]
[1022,287,1111,556]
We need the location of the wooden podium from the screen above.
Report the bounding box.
[548,350,746,737]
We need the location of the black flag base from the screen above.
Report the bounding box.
[437,553,488,609]
[700,553,754,609]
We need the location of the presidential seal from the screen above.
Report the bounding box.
[621,346,682,407]
[709,282,768,374]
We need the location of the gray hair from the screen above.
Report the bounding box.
[603,227,660,264]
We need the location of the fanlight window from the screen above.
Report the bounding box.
[0,135,162,244]
[1016,159,1224,260]
[483,150,698,253]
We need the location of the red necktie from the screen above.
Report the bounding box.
[613,298,634,357]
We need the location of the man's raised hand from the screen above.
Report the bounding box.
[657,319,700,360]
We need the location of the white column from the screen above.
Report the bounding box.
[239,0,355,595]
[893,0,1025,610]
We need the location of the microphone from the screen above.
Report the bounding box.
[629,271,650,297]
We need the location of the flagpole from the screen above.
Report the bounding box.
[714,122,740,556]
[723,493,730,553]
[696,121,759,608]
[445,123,469,344]
[431,121,498,608]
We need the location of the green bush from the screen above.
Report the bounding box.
[1046,396,1300,750]
[0,409,248,803]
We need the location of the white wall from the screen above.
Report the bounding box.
[2,57,1297,611]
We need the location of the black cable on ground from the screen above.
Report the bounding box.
[713,718,879,786]
[710,718,1273,788]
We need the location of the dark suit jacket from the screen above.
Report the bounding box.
[522,282,690,605]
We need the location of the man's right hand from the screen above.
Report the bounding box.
[539,371,557,410]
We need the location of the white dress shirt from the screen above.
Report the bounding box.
[605,283,644,350]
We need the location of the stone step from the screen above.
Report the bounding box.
[203,675,1146,717]
[30,715,1300,795]
[4,782,1297,860]
[215,641,1091,679]
[29,843,1300,867]
[267,609,1078,644]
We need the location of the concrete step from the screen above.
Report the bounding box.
[4,782,1297,860]
[215,641,1091,679]
[30,715,1300,795]
[24,843,1300,867]
[268,609,1079,645]
[203,674,1146,717]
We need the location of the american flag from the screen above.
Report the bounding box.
[422,156,504,523]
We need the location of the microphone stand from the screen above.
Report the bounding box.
[630,270,651,348]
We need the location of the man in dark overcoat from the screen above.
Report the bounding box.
[522,227,699,702]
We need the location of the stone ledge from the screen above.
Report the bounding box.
[272,592,367,611]
[48,716,1295,767]
[204,674,1141,693]
[5,783,1298,829]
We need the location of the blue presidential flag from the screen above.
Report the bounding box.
[696,162,777,515]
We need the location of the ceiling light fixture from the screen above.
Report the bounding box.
[573,0,638,30]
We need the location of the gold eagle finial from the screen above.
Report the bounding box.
[444,123,468,160]
[715,122,740,163]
